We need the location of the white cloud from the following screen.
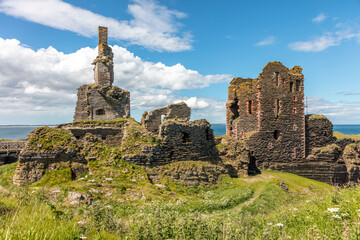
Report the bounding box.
[289,22,360,52]
[0,0,192,52]
[306,96,360,123]
[255,36,275,46]
[289,35,339,52]
[0,37,231,124]
[312,13,327,23]
[174,97,209,110]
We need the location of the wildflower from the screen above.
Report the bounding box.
[341,213,349,217]
[332,214,341,219]
[276,223,284,227]
[327,208,339,213]
[357,209,360,212]
[293,208,298,211]
[267,223,273,226]
[306,200,311,203]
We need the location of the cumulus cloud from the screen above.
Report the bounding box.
[0,0,192,52]
[306,96,360,123]
[0,37,231,124]
[312,13,327,23]
[289,22,360,52]
[174,97,209,110]
[255,36,275,46]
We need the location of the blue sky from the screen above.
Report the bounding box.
[0,0,360,125]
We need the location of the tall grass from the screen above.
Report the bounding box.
[2,167,360,239]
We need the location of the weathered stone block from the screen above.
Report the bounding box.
[73,84,130,121]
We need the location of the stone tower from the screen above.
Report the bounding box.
[93,26,114,86]
[226,62,305,171]
[73,26,130,121]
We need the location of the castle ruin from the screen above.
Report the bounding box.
[226,62,360,185]
[9,27,360,187]
[73,26,130,121]
[226,62,305,171]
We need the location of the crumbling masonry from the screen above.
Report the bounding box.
[13,26,232,187]
[73,26,130,121]
[10,26,360,187]
[226,62,360,185]
[226,62,305,171]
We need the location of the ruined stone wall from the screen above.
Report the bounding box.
[305,114,334,155]
[343,143,360,182]
[124,119,218,166]
[142,102,191,133]
[59,122,125,147]
[226,62,306,169]
[74,85,130,121]
[226,78,259,138]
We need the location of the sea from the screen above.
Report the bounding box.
[1,124,360,140]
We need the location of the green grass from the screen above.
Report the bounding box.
[308,114,328,120]
[27,127,77,152]
[0,163,17,191]
[2,160,360,239]
[334,131,360,141]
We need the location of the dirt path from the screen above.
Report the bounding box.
[232,183,266,211]
[205,176,269,218]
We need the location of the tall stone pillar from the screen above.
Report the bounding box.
[92,26,114,87]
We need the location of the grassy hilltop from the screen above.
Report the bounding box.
[2,160,360,239]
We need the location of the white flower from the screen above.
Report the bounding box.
[306,200,311,203]
[332,214,341,219]
[357,209,360,212]
[276,223,284,227]
[293,208,298,211]
[267,223,273,226]
[341,213,349,217]
[327,208,339,213]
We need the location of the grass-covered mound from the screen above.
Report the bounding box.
[334,131,360,141]
[4,160,358,239]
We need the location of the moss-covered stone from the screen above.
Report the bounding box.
[27,127,77,153]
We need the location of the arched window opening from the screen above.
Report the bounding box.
[274,72,280,87]
[290,82,294,93]
[96,109,105,115]
[230,99,239,120]
[247,100,253,115]
[273,130,280,140]
[296,80,301,91]
[275,99,280,118]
